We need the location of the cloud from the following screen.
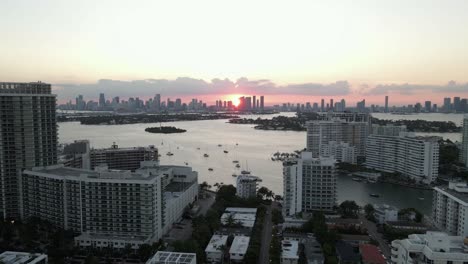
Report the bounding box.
[53,77,351,100]
[364,81,468,95]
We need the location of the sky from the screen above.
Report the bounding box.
[1,0,468,105]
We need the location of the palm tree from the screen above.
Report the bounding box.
[225,214,236,227]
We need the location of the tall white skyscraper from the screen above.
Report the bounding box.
[283,152,336,216]
[365,133,439,184]
[433,182,468,237]
[461,116,468,167]
[306,120,369,158]
[385,96,389,113]
[0,82,57,219]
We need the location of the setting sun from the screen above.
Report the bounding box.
[226,94,243,107]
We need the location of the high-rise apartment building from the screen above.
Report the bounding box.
[306,120,369,158]
[0,82,57,219]
[252,95,256,109]
[283,152,336,216]
[425,101,432,112]
[461,116,468,167]
[385,96,389,113]
[357,99,366,112]
[236,173,262,199]
[432,182,468,237]
[61,141,158,171]
[260,96,264,110]
[443,97,451,112]
[371,124,407,136]
[365,133,439,184]
[245,97,252,110]
[99,93,106,107]
[21,161,198,249]
[319,141,357,164]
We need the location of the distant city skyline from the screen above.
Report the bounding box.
[56,85,468,108]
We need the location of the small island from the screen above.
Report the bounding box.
[145,126,187,134]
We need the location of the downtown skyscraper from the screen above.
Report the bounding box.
[0,82,57,219]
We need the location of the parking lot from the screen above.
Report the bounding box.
[163,190,216,242]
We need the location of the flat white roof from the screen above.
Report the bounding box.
[281,240,299,260]
[205,235,228,253]
[147,251,196,264]
[221,213,256,228]
[229,236,250,255]
[0,251,47,264]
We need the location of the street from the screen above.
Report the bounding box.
[359,214,391,259]
[258,204,273,264]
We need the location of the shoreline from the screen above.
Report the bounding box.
[378,179,434,190]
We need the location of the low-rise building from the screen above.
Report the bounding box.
[0,251,48,264]
[281,239,299,264]
[326,218,362,230]
[236,173,262,199]
[221,208,257,229]
[374,204,398,224]
[282,233,324,264]
[229,236,250,263]
[335,241,361,264]
[391,231,468,264]
[385,221,428,232]
[146,251,196,264]
[359,244,385,264]
[205,235,228,264]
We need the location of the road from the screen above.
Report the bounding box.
[359,214,391,259]
[258,204,273,264]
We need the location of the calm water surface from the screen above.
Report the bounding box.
[58,112,461,215]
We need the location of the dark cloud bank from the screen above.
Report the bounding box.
[53,78,468,100]
[53,78,351,100]
[363,81,468,95]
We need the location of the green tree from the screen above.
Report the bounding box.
[338,200,360,219]
[364,204,376,221]
[138,244,154,261]
[271,208,284,225]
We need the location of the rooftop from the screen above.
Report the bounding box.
[229,236,250,255]
[221,212,256,228]
[0,251,47,264]
[303,236,324,263]
[146,251,196,264]
[281,240,299,260]
[205,235,228,253]
[225,207,258,214]
[403,232,468,254]
[435,184,468,205]
[25,163,196,184]
[92,143,157,153]
[374,204,398,212]
[360,244,385,264]
[236,174,262,182]
[336,241,361,262]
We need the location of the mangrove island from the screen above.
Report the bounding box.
[145,126,187,134]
